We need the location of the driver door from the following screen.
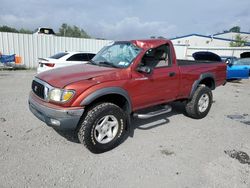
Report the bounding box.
[129,44,180,110]
[227,64,249,79]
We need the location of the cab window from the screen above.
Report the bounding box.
[140,44,172,69]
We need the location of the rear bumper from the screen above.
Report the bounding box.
[37,66,50,74]
[28,93,84,130]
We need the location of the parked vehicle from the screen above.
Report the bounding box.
[37,52,96,73]
[240,52,250,58]
[226,58,250,80]
[221,56,237,64]
[33,27,56,35]
[193,51,222,62]
[29,39,226,153]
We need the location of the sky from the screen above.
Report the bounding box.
[0,0,250,40]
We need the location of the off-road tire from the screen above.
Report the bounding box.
[77,103,126,153]
[185,85,213,119]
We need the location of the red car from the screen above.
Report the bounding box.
[29,39,226,153]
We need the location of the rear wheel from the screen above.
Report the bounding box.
[77,103,126,153]
[185,85,212,119]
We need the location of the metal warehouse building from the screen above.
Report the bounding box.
[214,31,250,42]
[171,32,250,47]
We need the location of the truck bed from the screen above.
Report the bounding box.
[177,59,226,99]
[177,59,224,66]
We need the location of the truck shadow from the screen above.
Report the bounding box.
[53,102,187,144]
[54,129,80,143]
[133,102,185,130]
[226,79,243,83]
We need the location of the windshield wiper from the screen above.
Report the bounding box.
[98,61,119,68]
[87,59,99,66]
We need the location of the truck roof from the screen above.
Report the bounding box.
[131,39,171,49]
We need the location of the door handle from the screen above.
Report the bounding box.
[168,72,176,77]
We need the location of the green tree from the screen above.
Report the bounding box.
[230,34,247,47]
[0,25,33,34]
[19,28,33,34]
[0,25,19,33]
[158,36,166,39]
[229,26,240,33]
[58,23,90,38]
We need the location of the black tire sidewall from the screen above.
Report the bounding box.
[79,103,126,153]
[194,87,212,118]
[90,106,125,149]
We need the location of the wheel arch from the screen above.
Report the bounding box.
[189,73,215,99]
[80,87,132,114]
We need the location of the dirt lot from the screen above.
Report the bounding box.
[0,70,250,188]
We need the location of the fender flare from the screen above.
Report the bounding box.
[189,73,215,99]
[80,87,132,113]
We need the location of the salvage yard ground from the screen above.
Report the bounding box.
[0,70,250,188]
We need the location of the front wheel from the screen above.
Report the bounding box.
[185,85,213,119]
[77,103,127,153]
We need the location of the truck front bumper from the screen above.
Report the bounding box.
[28,93,84,130]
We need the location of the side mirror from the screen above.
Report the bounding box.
[137,66,152,74]
[226,59,233,67]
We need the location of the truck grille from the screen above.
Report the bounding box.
[32,80,45,99]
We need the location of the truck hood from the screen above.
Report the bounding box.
[37,64,124,88]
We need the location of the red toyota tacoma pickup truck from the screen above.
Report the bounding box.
[29,39,226,153]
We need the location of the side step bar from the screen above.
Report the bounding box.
[133,105,172,119]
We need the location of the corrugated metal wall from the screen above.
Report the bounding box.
[174,45,250,59]
[0,32,112,68]
[186,46,250,59]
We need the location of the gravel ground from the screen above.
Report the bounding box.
[0,70,250,188]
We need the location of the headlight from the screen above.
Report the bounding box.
[48,88,75,102]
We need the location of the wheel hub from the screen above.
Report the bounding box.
[198,94,209,113]
[94,115,119,144]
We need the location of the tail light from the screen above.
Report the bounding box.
[44,63,55,67]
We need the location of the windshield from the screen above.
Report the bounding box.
[91,42,141,68]
[233,58,250,65]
